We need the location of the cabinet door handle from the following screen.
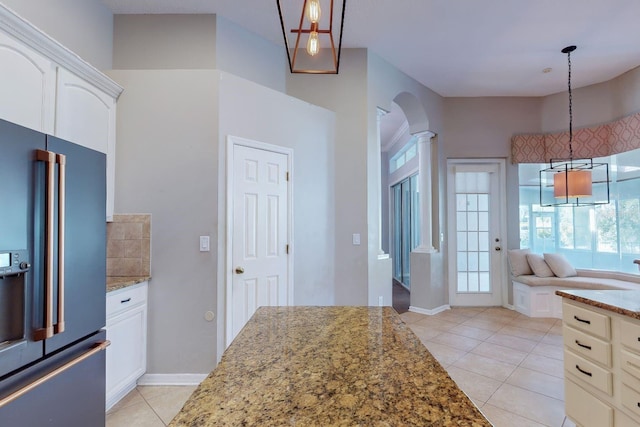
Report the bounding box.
[120,297,132,304]
[575,364,592,377]
[573,315,591,325]
[575,340,592,350]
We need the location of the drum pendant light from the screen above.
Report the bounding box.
[539,46,610,207]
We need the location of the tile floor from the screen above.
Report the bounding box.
[106,307,575,427]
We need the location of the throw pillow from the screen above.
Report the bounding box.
[526,253,555,277]
[507,248,533,276]
[544,253,577,278]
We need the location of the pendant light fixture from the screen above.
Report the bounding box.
[539,45,610,207]
[277,0,346,74]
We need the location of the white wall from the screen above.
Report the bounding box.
[1,0,113,69]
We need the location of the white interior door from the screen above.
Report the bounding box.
[447,160,506,306]
[227,140,291,345]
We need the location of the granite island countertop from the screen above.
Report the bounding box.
[106,275,151,293]
[556,289,640,320]
[169,306,490,427]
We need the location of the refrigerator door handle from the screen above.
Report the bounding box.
[0,340,110,409]
[54,153,66,334]
[34,149,56,341]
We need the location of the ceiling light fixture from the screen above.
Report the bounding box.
[539,45,610,207]
[277,0,346,74]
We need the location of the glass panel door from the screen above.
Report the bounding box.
[392,175,420,289]
[447,160,505,306]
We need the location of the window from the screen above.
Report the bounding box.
[389,137,417,173]
[518,148,640,273]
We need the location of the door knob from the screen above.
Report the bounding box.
[235,266,245,274]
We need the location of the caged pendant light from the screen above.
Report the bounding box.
[539,45,610,207]
[276,0,346,74]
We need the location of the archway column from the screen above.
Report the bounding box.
[376,108,389,258]
[413,131,437,253]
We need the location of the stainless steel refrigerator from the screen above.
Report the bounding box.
[0,118,107,426]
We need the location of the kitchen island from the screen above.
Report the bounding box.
[170,306,490,426]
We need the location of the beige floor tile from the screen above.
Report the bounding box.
[510,316,556,333]
[531,341,564,361]
[448,324,495,341]
[450,307,487,317]
[485,332,538,352]
[399,311,425,324]
[486,383,566,426]
[521,353,565,378]
[138,385,193,401]
[471,341,528,365]
[462,317,507,332]
[146,386,197,424]
[480,403,548,427]
[106,401,164,427]
[413,316,459,331]
[506,366,565,400]
[421,341,468,367]
[452,352,517,382]
[540,333,564,346]
[498,325,546,342]
[107,388,145,414]
[445,366,503,403]
[431,310,471,324]
[408,324,442,342]
[428,331,483,352]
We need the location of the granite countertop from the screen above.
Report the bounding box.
[106,275,151,293]
[556,289,640,320]
[169,306,490,427]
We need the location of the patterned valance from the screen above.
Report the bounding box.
[511,110,640,163]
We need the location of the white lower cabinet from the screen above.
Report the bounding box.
[562,299,640,427]
[105,282,148,410]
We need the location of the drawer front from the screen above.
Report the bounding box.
[621,349,640,382]
[565,378,613,427]
[564,325,612,367]
[107,283,147,317]
[563,302,611,340]
[621,383,640,423]
[620,319,640,353]
[564,350,612,395]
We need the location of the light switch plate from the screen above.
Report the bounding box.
[200,236,210,252]
[352,233,361,245]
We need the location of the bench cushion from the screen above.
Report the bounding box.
[514,269,640,290]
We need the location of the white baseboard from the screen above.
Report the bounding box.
[137,373,208,386]
[409,304,450,316]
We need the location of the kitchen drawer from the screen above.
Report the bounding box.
[565,378,613,427]
[620,319,640,354]
[565,349,612,395]
[107,283,147,317]
[564,325,611,367]
[621,383,640,423]
[621,349,640,382]
[563,302,611,340]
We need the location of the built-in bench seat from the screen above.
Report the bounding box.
[513,269,640,318]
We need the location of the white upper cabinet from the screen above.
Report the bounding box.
[55,68,117,219]
[0,4,123,220]
[0,31,56,133]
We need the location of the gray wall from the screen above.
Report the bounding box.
[113,14,217,70]
[1,0,113,69]
[107,69,219,374]
[286,49,371,305]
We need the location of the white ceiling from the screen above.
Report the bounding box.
[102,0,640,98]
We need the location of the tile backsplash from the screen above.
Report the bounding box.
[107,214,151,277]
